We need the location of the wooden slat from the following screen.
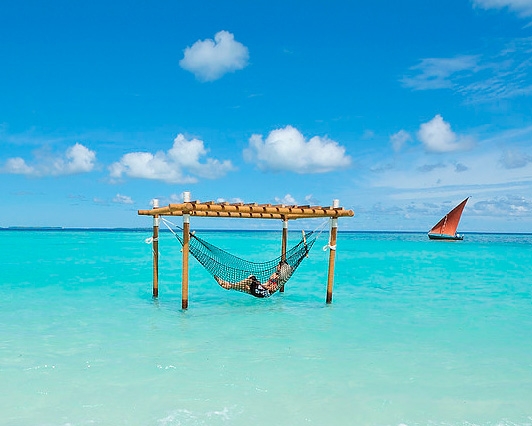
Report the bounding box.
[138,201,354,219]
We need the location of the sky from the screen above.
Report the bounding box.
[1,0,532,232]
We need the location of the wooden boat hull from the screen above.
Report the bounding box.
[428,233,464,241]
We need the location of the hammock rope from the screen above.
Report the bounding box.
[160,217,327,298]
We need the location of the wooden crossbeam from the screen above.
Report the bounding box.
[138,201,354,220]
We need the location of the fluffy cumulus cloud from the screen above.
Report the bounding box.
[417,115,474,153]
[473,0,532,17]
[1,143,96,176]
[243,125,351,173]
[179,30,249,82]
[109,134,234,184]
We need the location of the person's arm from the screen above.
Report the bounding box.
[262,273,279,291]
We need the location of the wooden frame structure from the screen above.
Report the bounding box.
[138,192,354,309]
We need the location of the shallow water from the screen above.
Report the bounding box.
[1,229,531,425]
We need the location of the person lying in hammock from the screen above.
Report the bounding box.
[214,261,292,298]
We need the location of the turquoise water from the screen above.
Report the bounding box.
[1,229,532,425]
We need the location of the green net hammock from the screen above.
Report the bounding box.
[161,218,321,298]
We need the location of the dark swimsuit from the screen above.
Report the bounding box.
[248,270,283,298]
[249,281,271,298]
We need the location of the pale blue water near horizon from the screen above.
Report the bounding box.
[1,228,532,425]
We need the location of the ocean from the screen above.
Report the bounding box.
[1,228,531,426]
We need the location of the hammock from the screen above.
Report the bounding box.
[161,218,322,298]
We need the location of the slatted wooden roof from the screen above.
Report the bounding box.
[138,200,354,220]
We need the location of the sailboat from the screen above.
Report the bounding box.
[428,197,469,241]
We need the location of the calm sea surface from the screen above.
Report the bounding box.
[1,228,531,425]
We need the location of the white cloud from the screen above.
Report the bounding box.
[473,0,532,18]
[109,134,234,183]
[402,55,479,90]
[304,194,318,205]
[473,195,532,216]
[402,38,532,102]
[63,143,96,173]
[274,194,297,205]
[417,162,446,173]
[390,130,412,152]
[369,124,532,200]
[4,157,34,175]
[215,196,245,204]
[93,197,107,205]
[113,194,134,204]
[500,149,532,168]
[1,143,96,176]
[169,194,183,203]
[179,30,249,82]
[417,115,474,153]
[243,125,351,174]
[371,145,532,193]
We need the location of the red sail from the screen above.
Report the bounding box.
[429,197,469,237]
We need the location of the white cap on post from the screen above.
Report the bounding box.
[152,199,159,226]
[183,191,191,224]
[332,199,340,208]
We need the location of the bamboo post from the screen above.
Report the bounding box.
[152,199,159,298]
[280,218,288,292]
[182,191,191,310]
[326,199,340,304]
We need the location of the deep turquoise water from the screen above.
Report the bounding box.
[1,229,531,425]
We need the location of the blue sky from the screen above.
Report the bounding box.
[2,0,532,232]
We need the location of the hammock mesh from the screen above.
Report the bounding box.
[171,229,317,297]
